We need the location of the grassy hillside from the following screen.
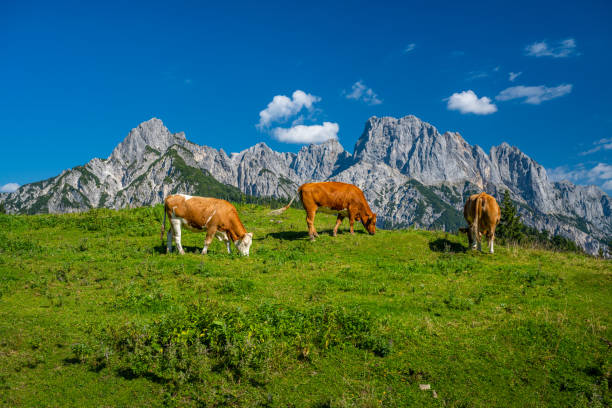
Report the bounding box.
[0,204,610,407]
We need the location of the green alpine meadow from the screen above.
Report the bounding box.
[0,204,610,407]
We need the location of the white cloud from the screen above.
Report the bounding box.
[579,137,612,156]
[257,90,321,129]
[344,81,382,105]
[446,90,497,115]
[403,43,416,53]
[590,163,612,181]
[548,162,612,192]
[256,89,340,144]
[495,84,572,105]
[466,71,489,80]
[547,166,585,182]
[271,122,339,144]
[525,38,578,58]
[0,183,19,193]
[508,72,522,82]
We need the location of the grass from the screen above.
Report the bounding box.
[0,204,610,407]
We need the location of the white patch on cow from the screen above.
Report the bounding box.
[170,218,185,254]
[215,230,228,242]
[178,194,193,201]
[205,210,216,227]
[235,232,253,256]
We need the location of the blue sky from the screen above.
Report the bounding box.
[1,0,611,193]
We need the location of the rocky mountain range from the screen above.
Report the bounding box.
[1,116,610,254]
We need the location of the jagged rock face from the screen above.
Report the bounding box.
[233,143,297,197]
[490,143,558,213]
[188,144,235,186]
[353,116,499,188]
[1,116,609,255]
[109,118,187,165]
[552,181,611,221]
[292,139,351,181]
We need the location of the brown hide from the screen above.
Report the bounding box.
[298,182,376,238]
[460,192,501,253]
[164,195,247,242]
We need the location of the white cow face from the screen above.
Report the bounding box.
[235,232,253,256]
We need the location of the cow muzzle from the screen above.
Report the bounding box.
[236,232,253,256]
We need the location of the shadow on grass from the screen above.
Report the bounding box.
[268,229,366,241]
[268,231,311,240]
[116,367,169,384]
[153,244,205,254]
[312,400,332,408]
[429,238,466,253]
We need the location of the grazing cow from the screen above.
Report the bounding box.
[459,192,501,253]
[161,194,253,256]
[270,181,376,240]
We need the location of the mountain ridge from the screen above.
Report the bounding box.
[1,116,609,254]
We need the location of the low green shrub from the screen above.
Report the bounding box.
[84,302,392,386]
[0,231,40,254]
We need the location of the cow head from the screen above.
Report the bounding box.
[363,213,377,235]
[235,232,253,256]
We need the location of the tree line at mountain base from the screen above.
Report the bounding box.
[496,190,610,256]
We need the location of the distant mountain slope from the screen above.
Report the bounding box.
[1,116,609,254]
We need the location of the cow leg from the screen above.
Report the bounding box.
[166,229,173,254]
[306,208,318,240]
[202,225,217,255]
[348,210,356,235]
[333,215,344,237]
[170,218,185,255]
[469,224,478,250]
[488,232,495,254]
[464,228,473,249]
[226,240,231,254]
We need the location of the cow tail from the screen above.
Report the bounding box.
[160,204,167,243]
[471,194,485,238]
[268,190,299,215]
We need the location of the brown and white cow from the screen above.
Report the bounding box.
[270,181,376,240]
[459,192,501,253]
[161,194,253,256]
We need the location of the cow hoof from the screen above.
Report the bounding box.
[179,250,185,255]
[309,236,316,242]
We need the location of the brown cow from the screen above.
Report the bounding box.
[270,181,376,240]
[161,194,253,256]
[459,192,501,253]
